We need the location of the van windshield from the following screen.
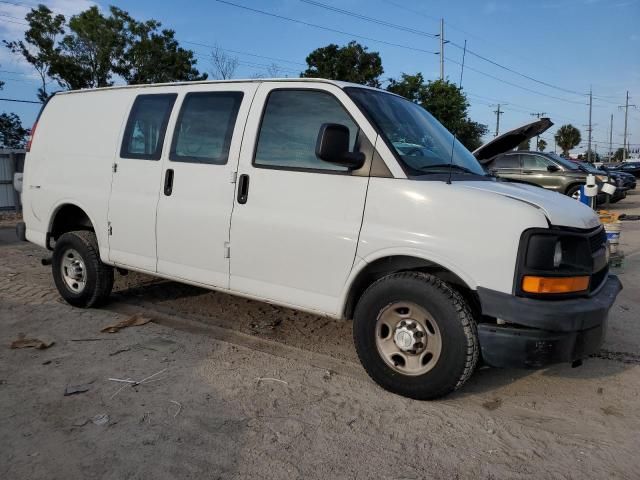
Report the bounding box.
[346,87,486,177]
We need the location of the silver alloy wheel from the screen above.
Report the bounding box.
[60,248,87,293]
[571,190,581,200]
[375,301,443,376]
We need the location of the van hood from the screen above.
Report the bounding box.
[473,118,554,162]
[458,180,600,229]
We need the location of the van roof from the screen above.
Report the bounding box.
[54,77,380,96]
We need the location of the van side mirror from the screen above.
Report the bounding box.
[547,164,560,172]
[315,123,365,169]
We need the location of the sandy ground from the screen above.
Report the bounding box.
[1,192,639,479]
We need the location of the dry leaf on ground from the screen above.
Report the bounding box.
[10,335,54,350]
[101,314,152,333]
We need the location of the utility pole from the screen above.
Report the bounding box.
[530,112,547,151]
[439,18,445,81]
[587,87,593,163]
[609,114,613,161]
[491,104,504,137]
[618,91,635,162]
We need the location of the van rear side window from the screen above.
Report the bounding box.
[120,94,177,160]
[170,92,243,165]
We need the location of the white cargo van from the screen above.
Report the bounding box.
[20,79,621,399]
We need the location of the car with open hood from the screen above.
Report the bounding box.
[18,79,622,400]
[473,119,617,202]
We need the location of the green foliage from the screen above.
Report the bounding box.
[112,8,207,84]
[537,138,547,152]
[612,147,624,162]
[0,113,29,148]
[3,4,65,101]
[386,73,425,103]
[5,4,206,94]
[301,41,383,87]
[517,139,531,151]
[554,124,581,157]
[386,75,488,151]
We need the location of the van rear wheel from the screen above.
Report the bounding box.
[353,272,479,400]
[52,231,113,308]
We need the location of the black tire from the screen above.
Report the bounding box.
[52,230,114,308]
[566,184,583,199]
[353,272,479,400]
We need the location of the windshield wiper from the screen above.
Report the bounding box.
[416,164,483,175]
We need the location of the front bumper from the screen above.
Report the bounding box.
[476,275,622,368]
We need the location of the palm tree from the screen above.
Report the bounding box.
[554,124,581,157]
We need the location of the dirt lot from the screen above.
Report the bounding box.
[1,193,640,479]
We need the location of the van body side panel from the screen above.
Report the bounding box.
[355,178,549,296]
[22,91,133,256]
[229,82,377,315]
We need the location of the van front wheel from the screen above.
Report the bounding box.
[353,272,479,400]
[52,231,114,308]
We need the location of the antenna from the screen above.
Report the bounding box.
[447,39,467,185]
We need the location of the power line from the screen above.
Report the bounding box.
[301,0,598,101]
[182,41,306,67]
[445,57,587,106]
[211,0,438,54]
[0,97,41,104]
[300,0,437,38]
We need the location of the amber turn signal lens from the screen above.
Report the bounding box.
[522,275,589,294]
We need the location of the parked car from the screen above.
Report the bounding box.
[603,161,640,178]
[572,161,627,203]
[474,120,615,202]
[599,164,637,189]
[18,79,621,400]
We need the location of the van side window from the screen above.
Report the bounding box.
[120,94,177,160]
[170,92,243,165]
[254,90,358,172]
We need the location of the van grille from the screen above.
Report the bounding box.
[589,227,607,253]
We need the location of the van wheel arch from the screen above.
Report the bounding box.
[48,204,95,249]
[343,256,479,320]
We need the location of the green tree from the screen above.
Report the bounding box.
[517,139,531,151]
[0,113,29,148]
[301,41,383,87]
[5,5,205,93]
[537,138,547,152]
[3,5,65,102]
[51,6,128,89]
[554,124,581,157]
[386,72,426,103]
[386,75,488,150]
[612,147,624,162]
[113,9,207,84]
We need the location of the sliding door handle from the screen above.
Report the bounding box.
[237,174,249,204]
[164,169,174,196]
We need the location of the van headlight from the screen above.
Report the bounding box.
[516,229,597,296]
[553,240,563,268]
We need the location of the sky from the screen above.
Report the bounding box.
[1,0,639,155]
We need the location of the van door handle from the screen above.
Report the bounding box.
[237,174,249,204]
[164,169,174,196]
